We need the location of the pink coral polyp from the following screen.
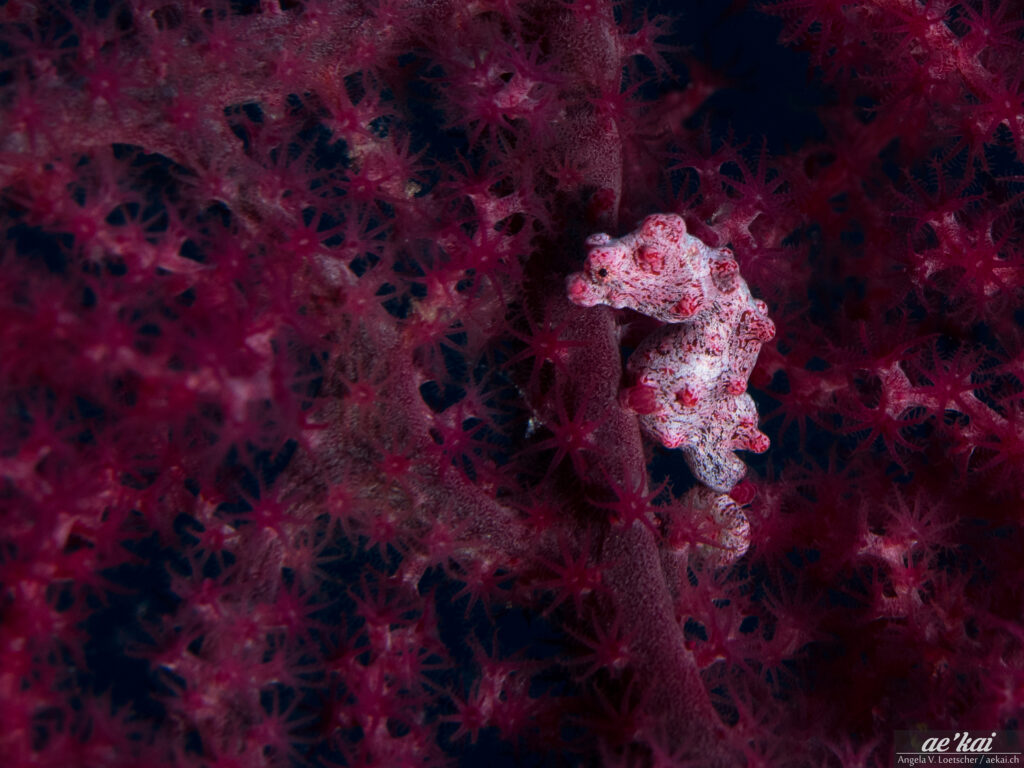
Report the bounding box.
[567,213,774,492]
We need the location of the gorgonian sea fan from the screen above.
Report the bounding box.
[2,1,1024,766]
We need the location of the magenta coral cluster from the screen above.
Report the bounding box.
[3,0,1024,767]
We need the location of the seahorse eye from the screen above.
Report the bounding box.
[598,268,608,278]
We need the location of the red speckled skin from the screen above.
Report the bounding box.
[567,213,774,492]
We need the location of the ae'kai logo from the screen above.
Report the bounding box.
[894,730,1023,766]
[921,732,997,753]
